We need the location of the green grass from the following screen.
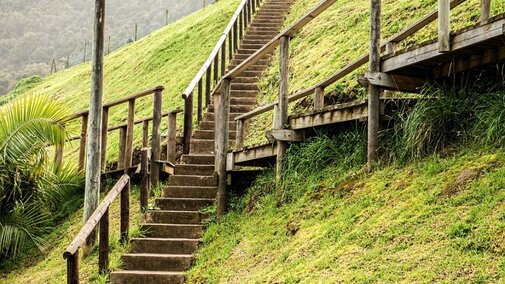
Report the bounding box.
[187,139,505,283]
[1,0,240,164]
[0,185,143,284]
[245,0,505,145]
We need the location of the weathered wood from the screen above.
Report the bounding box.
[213,56,219,84]
[386,41,398,55]
[125,99,135,170]
[276,36,290,181]
[232,142,277,166]
[98,208,109,274]
[100,106,109,170]
[233,21,238,51]
[480,0,490,22]
[236,119,244,150]
[120,179,130,243]
[78,114,88,171]
[83,0,106,255]
[140,148,149,210]
[183,93,193,154]
[267,129,304,142]
[239,10,244,40]
[215,79,231,217]
[64,175,129,257]
[289,100,369,129]
[142,120,149,148]
[368,0,381,173]
[107,110,181,132]
[221,42,226,77]
[228,33,233,62]
[118,126,127,170]
[438,0,450,52]
[205,68,212,106]
[151,89,162,188]
[382,16,505,72]
[54,142,63,172]
[314,87,324,110]
[167,113,177,163]
[198,79,203,124]
[360,72,426,93]
[66,251,79,284]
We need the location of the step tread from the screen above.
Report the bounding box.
[111,270,185,276]
[124,253,194,258]
[131,237,202,242]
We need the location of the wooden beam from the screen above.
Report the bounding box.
[140,148,149,210]
[360,72,426,93]
[66,251,79,284]
[368,0,381,173]
[236,119,244,150]
[118,126,126,170]
[78,114,88,171]
[167,112,177,164]
[480,0,491,22]
[266,129,304,142]
[276,36,290,182]
[215,78,231,217]
[432,46,505,78]
[314,86,324,110]
[98,208,109,274]
[438,0,451,52]
[150,89,162,188]
[100,107,109,171]
[183,93,193,154]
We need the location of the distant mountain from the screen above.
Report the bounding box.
[0,0,213,96]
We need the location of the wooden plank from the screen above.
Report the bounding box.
[368,0,381,172]
[118,126,127,170]
[314,86,324,110]
[183,93,193,154]
[100,107,109,171]
[276,36,290,181]
[125,99,135,171]
[151,89,162,188]
[98,208,109,274]
[78,114,88,171]
[108,110,181,132]
[197,79,203,123]
[216,79,231,216]
[142,120,149,148]
[167,113,177,163]
[361,72,426,93]
[432,45,505,77]
[266,129,304,142]
[66,251,79,284]
[232,142,277,165]
[64,175,130,258]
[481,0,491,22]
[236,119,244,150]
[382,16,505,72]
[140,148,149,210]
[439,0,451,52]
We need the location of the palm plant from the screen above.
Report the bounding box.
[0,95,84,258]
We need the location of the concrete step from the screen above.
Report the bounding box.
[163,186,217,199]
[130,238,200,254]
[122,253,193,271]
[190,139,214,154]
[208,104,253,113]
[233,76,260,83]
[155,197,214,211]
[194,129,237,140]
[202,112,243,121]
[200,120,237,131]
[142,223,204,239]
[251,18,284,24]
[240,39,271,46]
[231,82,260,91]
[181,154,214,165]
[145,210,207,224]
[230,90,259,98]
[245,30,279,37]
[110,270,185,284]
[168,175,216,187]
[228,63,268,71]
[240,43,269,50]
[231,58,270,66]
[175,164,214,176]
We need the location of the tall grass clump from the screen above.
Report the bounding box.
[472,91,505,147]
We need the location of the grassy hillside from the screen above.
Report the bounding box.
[187,137,505,283]
[2,0,239,163]
[0,187,142,284]
[246,0,505,145]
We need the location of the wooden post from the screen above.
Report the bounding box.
[221,42,226,77]
[98,208,109,274]
[78,114,88,171]
[100,106,109,171]
[167,112,177,163]
[54,142,64,172]
[438,0,450,52]
[383,42,397,97]
[66,251,79,284]
[233,21,238,52]
[228,33,233,62]
[83,0,105,254]
[197,79,203,123]
[480,0,491,22]
[275,36,290,182]
[368,0,381,172]
[183,93,193,154]
[140,148,149,210]
[165,9,169,26]
[314,87,324,110]
[142,120,149,148]
[215,79,231,217]
[213,55,219,84]
[151,89,163,188]
[236,119,244,150]
[134,23,138,41]
[118,126,127,170]
[239,11,244,40]
[83,42,87,63]
[205,68,212,106]
[107,36,111,55]
[121,99,134,243]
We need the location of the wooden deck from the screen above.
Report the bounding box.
[366,13,505,93]
[227,98,414,169]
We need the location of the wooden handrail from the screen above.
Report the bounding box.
[224,0,337,80]
[63,174,130,259]
[233,0,467,122]
[182,0,254,99]
[65,86,164,121]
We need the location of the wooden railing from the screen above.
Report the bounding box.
[63,174,130,284]
[214,0,495,213]
[55,87,182,186]
[181,0,263,154]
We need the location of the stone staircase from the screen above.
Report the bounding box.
[110,0,293,283]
